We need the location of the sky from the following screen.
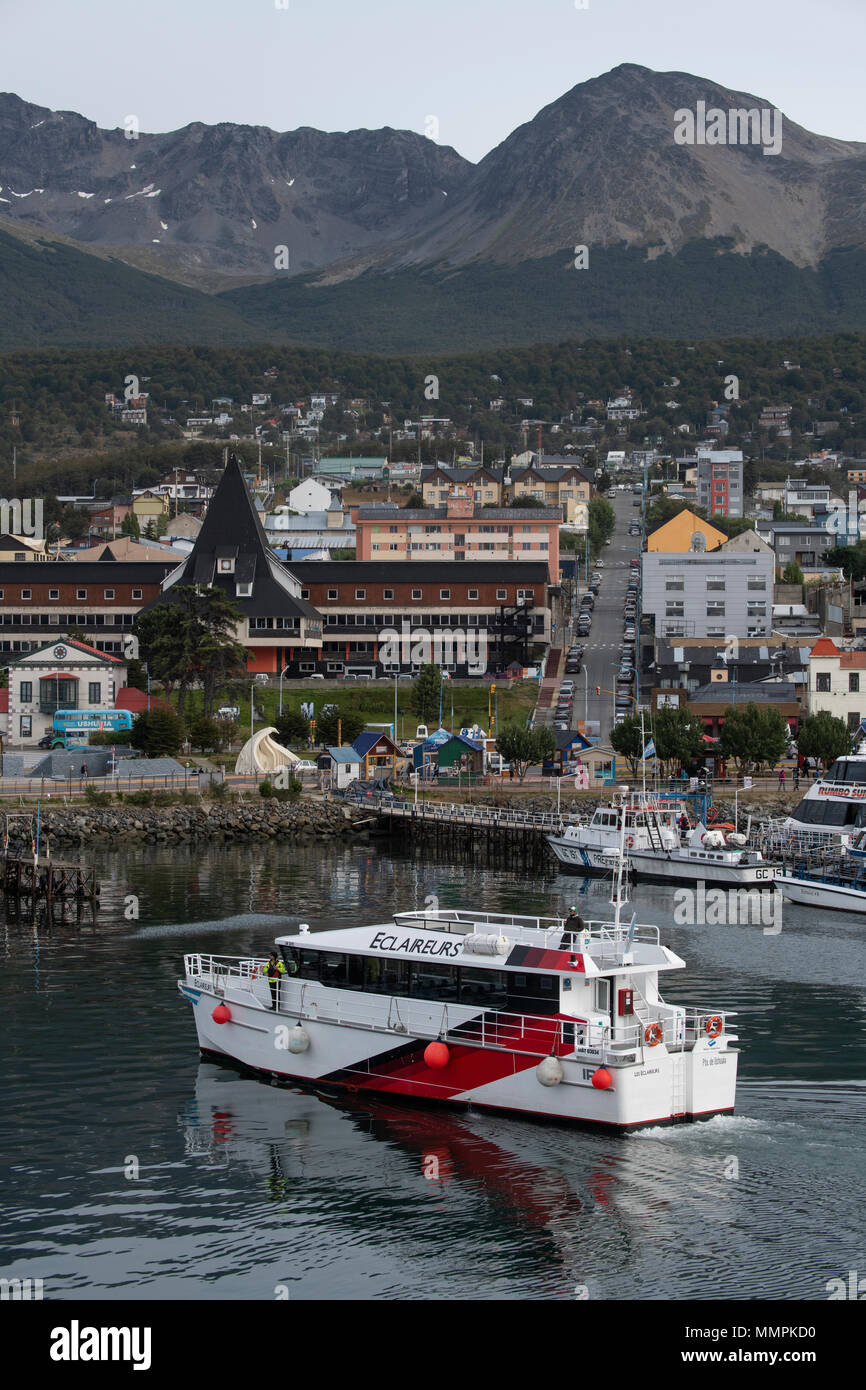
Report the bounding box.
[2,0,865,162]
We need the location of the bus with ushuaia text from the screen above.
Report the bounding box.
[47,709,133,749]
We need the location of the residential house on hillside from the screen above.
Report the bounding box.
[353,495,560,579]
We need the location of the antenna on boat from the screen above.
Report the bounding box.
[611,785,630,929]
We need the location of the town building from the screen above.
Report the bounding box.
[642,529,774,640]
[420,465,504,507]
[808,637,866,730]
[287,560,550,679]
[646,510,728,554]
[683,681,801,738]
[353,496,560,578]
[150,455,322,676]
[0,558,175,658]
[4,638,127,745]
[695,449,744,517]
[755,520,835,571]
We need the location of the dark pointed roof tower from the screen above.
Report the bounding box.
[157,453,320,622]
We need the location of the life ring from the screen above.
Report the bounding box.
[707,807,718,824]
[625,835,635,849]
[645,1023,663,1047]
[705,1015,723,1039]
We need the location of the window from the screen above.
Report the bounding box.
[468,589,479,600]
[19,715,31,739]
[76,589,87,601]
[706,579,726,592]
[132,588,142,600]
[383,588,394,600]
[327,589,338,601]
[236,583,253,597]
[20,589,31,601]
[355,589,366,600]
[850,674,860,693]
[848,711,861,730]
[747,603,767,617]
[665,579,684,592]
[747,578,766,591]
[20,681,32,703]
[412,589,422,600]
[440,589,450,600]
[301,589,310,600]
[816,673,831,692]
[88,682,101,704]
[496,589,507,600]
[104,589,115,600]
[49,589,59,601]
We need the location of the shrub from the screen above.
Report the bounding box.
[259,780,273,798]
[83,786,112,806]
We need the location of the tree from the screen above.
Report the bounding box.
[316,705,365,746]
[651,706,706,773]
[797,711,851,767]
[719,702,788,773]
[130,708,185,757]
[495,724,554,780]
[781,560,804,586]
[610,713,645,776]
[410,663,444,725]
[273,710,311,745]
[188,716,223,752]
[134,585,247,717]
[120,511,141,539]
[402,491,423,508]
[587,496,615,555]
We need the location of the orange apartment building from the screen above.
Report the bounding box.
[353,495,561,579]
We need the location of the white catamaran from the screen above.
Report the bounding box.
[178,841,739,1132]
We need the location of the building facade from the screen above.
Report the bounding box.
[0,560,175,658]
[5,639,127,745]
[354,497,560,578]
[642,537,774,640]
[696,451,744,517]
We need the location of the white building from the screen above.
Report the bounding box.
[284,479,334,515]
[642,531,774,640]
[808,637,866,730]
[5,639,127,745]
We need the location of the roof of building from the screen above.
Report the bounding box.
[0,559,175,581]
[352,730,400,756]
[810,637,841,658]
[155,453,319,621]
[5,638,124,667]
[288,560,549,584]
[115,686,172,713]
[73,538,179,562]
[355,505,557,522]
[689,681,799,705]
[646,510,728,553]
[327,747,362,764]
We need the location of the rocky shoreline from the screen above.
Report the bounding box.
[5,799,375,850]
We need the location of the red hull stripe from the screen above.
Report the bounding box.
[506,944,585,973]
[322,1012,580,1099]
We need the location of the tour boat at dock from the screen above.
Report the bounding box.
[784,748,866,843]
[178,859,738,1132]
[776,859,866,914]
[628,823,777,887]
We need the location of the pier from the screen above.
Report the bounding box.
[2,811,99,901]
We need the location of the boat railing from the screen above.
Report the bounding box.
[185,953,265,994]
[393,908,661,952]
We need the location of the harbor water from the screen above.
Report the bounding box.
[1,838,864,1301]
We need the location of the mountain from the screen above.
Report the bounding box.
[0,92,470,282]
[2,66,866,351]
[336,63,866,277]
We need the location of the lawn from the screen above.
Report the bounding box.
[171,679,538,750]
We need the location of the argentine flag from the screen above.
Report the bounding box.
[641,739,656,760]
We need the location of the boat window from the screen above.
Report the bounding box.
[411,960,461,1002]
[506,971,560,1015]
[460,967,508,1008]
[596,979,611,1014]
[319,952,349,986]
[292,949,322,980]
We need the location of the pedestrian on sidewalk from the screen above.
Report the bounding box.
[778,768,786,790]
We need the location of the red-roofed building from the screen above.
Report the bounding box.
[809,637,866,731]
[4,639,127,747]
[115,686,171,715]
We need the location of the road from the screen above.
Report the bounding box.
[566,491,642,745]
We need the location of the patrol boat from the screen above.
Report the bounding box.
[546,790,684,874]
[178,854,738,1132]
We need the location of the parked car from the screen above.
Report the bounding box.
[624,627,636,641]
[254,673,270,685]
[216,706,240,720]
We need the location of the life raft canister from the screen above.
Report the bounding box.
[645,1022,663,1047]
[704,1015,723,1038]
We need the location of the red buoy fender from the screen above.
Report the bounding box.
[212,1003,232,1025]
[424,1040,450,1069]
[591,1067,612,1090]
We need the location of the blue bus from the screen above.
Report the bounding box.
[47,709,134,749]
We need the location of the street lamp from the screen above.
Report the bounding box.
[278,664,291,716]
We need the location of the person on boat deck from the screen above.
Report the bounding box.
[678,812,689,840]
[562,907,586,946]
[264,951,286,1010]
